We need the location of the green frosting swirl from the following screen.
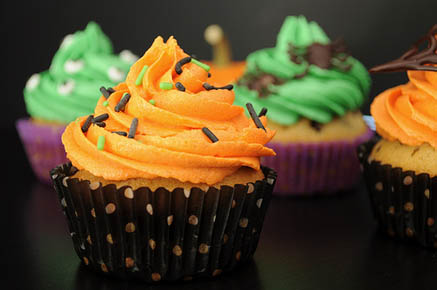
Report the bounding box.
[234,15,371,124]
[24,22,137,123]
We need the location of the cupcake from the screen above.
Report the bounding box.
[358,25,437,249]
[50,36,277,282]
[16,21,136,184]
[203,25,246,86]
[234,15,373,196]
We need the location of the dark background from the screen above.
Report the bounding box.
[3,0,437,131]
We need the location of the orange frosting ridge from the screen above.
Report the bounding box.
[371,69,437,148]
[62,36,276,185]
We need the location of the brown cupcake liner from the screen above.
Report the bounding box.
[50,163,277,282]
[357,138,437,249]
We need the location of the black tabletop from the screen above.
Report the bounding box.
[5,129,437,290]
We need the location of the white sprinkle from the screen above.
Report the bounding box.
[119,49,138,63]
[64,59,84,74]
[108,66,125,82]
[184,188,191,199]
[256,198,263,208]
[58,80,75,95]
[60,34,74,49]
[26,74,40,91]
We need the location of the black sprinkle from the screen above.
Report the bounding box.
[203,82,233,91]
[175,82,186,92]
[112,131,128,137]
[208,72,211,78]
[115,93,131,112]
[81,115,93,133]
[202,127,219,143]
[128,118,138,138]
[100,87,110,99]
[107,87,115,94]
[246,103,266,131]
[95,121,106,128]
[92,113,109,123]
[310,120,322,131]
[258,107,268,117]
[175,56,192,74]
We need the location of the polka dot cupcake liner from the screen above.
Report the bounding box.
[16,118,67,184]
[358,138,437,249]
[261,128,374,196]
[50,163,277,282]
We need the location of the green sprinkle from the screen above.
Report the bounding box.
[97,135,105,151]
[191,58,210,72]
[159,82,173,90]
[149,99,156,105]
[135,65,148,85]
[102,100,109,107]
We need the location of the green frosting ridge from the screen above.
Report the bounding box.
[234,15,371,125]
[24,22,137,123]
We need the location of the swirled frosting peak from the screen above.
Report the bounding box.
[234,15,371,125]
[371,69,437,148]
[62,36,276,184]
[24,22,136,123]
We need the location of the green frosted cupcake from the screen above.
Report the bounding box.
[234,16,373,195]
[17,21,136,183]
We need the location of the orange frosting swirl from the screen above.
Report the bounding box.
[371,69,437,148]
[62,36,276,184]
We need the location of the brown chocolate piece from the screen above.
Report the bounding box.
[370,24,437,73]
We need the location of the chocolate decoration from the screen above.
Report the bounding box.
[244,74,281,97]
[288,38,351,79]
[50,163,277,282]
[203,83,233,91]
[201,127,219,143]
[94,121,106,128]
[309,120,322,131]
[246,103,266,131]
[115,93,131,112]
[357,138,437,249]
[175,82,185,92]
[258,107,268,117]
[175,56,192,74]
[92,113,109,123]
[370,25,437,73]
[112,131,128,137]
[128,118,138,138]
[81,115,93,133]
[100,87,111,99]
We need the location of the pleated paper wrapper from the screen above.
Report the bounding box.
[358,138,437,249]
[50,163,277,282]
[16,118,67,184]
[262,128,373,196]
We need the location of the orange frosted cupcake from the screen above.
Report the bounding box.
[358,25,437,249]
[50,36,277,281]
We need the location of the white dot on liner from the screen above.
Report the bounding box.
[61,197,67,207]
[167,215,174,226]
[51,174,58,180]
[108,66,125,82]
[184,188,191,199]
[57,79,75,95]
[375,182,383,192]
[60,34,74,49]
[188,215,198,225]
[146,204,153,215]
[124,188,134,199]
[403,176,413,186]
[256,198,263,208]
[80,243,85,250]
[213,215,216,223]
[267,178,275,185]
[64,59,84,74]
[247,183,255,194]
[239,218,248,228]
[119,49,138,63]
[62,177,69,187]
[89,181,100,191]
[105,203,116,214]
[26,73,40,90]
[424,189,430,199]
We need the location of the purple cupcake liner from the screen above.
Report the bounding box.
[262,128,374,196]
[16,118,67,184]
[50,163,277,282]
